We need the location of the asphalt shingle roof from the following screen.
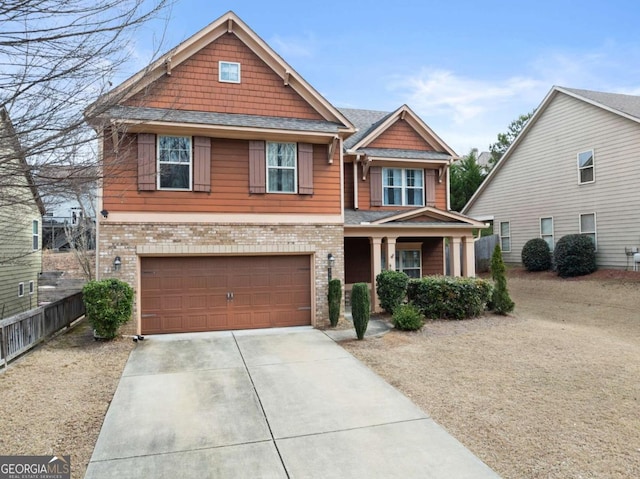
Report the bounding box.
[562,87,640,120]
[358,148,452,161]
[107,106,345,133]
[338,108,393,149]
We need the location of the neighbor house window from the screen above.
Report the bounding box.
[267,142,297,193]
[32,220,39,250]
[382,168,424,206]
[500,221,511,252]
[158,135,192,190]
[396,249,422,278]
[577,149,594,184]
[18,282,24,297]
[219,61,240,83]
[29,280,34,295]
[540,217,554,250]
[579,213,597,250]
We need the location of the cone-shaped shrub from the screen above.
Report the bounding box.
[351,282,370,340]
[376,270,409,314]
[521,238,552,272]
[490,244,515,315]
[328,279,342,327]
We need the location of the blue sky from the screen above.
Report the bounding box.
[130,0,640,155]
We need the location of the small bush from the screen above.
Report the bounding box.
[521,238,552,272]
[392,303,425,331]
[83,278,134,339]
[490,244,515,314]
[351,283,370,340]
[328,279,342,327]
[407,276,492,320]
[376,270,409,314]
[554,234,597,277]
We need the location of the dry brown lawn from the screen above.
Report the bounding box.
[343,272,640,479]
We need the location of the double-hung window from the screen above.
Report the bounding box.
[500,221,511,252]
[577,149,595,184]
[579,213,597,250]
[267,142,297,193]
[32,220,39,250]
[540,217,554,250]
[396,249,422,278]
[158,136,192,190]
[383,168,424,206]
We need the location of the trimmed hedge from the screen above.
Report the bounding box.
[351,283,370,340]
[328,279,342,327]
[392,303,425,331]
[554,234,597,277]
[83,278,134,339]
[521,238,552,272]
[376,270,409,314]
[407,276,492,320]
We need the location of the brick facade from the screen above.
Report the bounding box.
[98,222,344,332]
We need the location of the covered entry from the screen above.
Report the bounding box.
[140,255,312,334]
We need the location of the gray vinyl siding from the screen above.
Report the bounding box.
[0,162,42,319]
[466,92,640,269]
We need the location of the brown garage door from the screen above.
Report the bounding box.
[140,255,311,334]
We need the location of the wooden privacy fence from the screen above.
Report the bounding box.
[475,234,500,272]
[0,292,85,369]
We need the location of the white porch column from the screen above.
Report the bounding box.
[385,237,397,272]
[462,235,476,277]
[370,237,383,312]
[450,237,462,277]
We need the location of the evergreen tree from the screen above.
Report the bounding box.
[490,244,515,315]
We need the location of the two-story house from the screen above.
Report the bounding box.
[0,107,45,319]
[87,11,483,335]
[464,86,640,270]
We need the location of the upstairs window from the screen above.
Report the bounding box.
[382,168,424,206]
[540,217,554,250]
[579,213,597,250]
[29,280,34,295]
[158,135,192,190]
[577,149,594,184]
[18,282,24,297]
[219,61,240,83]
[500,221,511,252]
[32,220,39,250]
[267,142,297,193]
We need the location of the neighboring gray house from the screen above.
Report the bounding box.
[0,107,45,318]
[463,86,640,270]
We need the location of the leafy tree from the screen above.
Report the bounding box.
[450,148,486,212]
[488,111,534,168]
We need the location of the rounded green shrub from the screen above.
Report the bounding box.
[328,279,342,327]
[553,234,596,278]
[350,282,370,340]
[490,244,515,315]
[407,276,492,320]
[521,238,552,272]
[83,278,134,339]
[376,270,409,314]
[392,303,425,331]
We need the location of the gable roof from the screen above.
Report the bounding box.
[88,11,354,133]
[462,85,640,214]
[344,207,486,227]
[0,107,45,215]
[339,105,457,158]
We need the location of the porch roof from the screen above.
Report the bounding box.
[344,208,486,227]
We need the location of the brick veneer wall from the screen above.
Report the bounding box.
[98,222,344,332]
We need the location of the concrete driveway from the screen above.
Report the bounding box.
[84,327,499,478]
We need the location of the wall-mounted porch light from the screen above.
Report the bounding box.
[113,256,122,272]
[327,253,335,282]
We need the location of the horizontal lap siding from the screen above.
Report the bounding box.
[124,33,323,120]
[466,92,640,268]
[102,136,341,214]
[368,119,435,150]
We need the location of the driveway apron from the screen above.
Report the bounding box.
[84,328,500,479]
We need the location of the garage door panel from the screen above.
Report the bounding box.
[141,255,311,334]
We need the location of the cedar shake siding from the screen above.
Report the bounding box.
[368,119,436,150]
[125,33,324,121]
[102,134,341,214]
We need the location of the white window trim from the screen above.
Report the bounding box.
[579,212,598,251]
[18,282,24,297]
[395,244,422,278]
[499,221,511,253]
[382,168,425,206]
[32,219,39,251]
[219,61,241,83]
[157,135,193,191]
[29,280,34,295]
[266,142,297,194]
[540,216,554,250]
[577,149,595,185]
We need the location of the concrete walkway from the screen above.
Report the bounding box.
[85,328,500,478]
